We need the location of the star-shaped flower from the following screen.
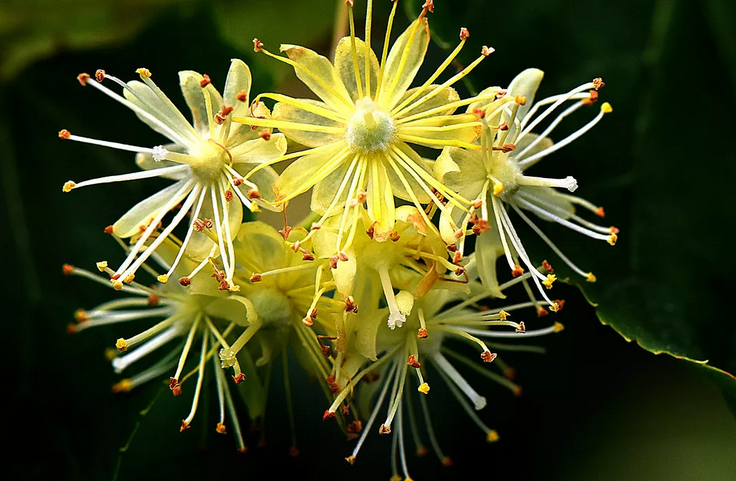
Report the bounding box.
[61,60,286,292]
[239,0,496,255]
[436,69,615,305]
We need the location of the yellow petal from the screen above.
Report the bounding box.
[112,180,192,238]
[123,80,196,146]
[366,160,396,241]
[435,147,486,200]
[280,44,354,116]
[311,160,351,216]
[378,17,430,111]
[517,186,575,220]
[395,85,460,119]
[474,226,506,298]
[272,143,349,202]
[179,70,223,136]
[386,144,432,203]
[272,100,346,148]
[185,187,243,262]
[334,37,380,102]
[230,133,288,165]
[205,296,256,327]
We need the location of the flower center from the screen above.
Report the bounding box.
[488,155,522,199]
[345,97,396,153]
[188,141,230,183]
[249,289,294,329]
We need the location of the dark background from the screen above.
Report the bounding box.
[3,0,736,479]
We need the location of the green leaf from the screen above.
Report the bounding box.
[553,0,736,417]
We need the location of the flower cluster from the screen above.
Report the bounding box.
[60,0,613,477]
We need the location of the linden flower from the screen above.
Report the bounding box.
[60,60,287,292]
[212,221,345,396]
[436,69,616,305]
[64,240,254,451]
[328,276,563,477]
[240,0,497,251]
[312,205,452,332]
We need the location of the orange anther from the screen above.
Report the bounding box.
[58,129,71,139]
[178,277,191,287]
[232,373,246,384]
[511,265,524,277]
[95,69,105,82]
[253,38,264,52]
[77,73,91,86]
[480,351,497,363]
[407,355,422,368]
[199,74,211,88]
[459,27,470,40]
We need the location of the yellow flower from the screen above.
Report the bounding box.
[60,60,287,292]
[331,275,563,476]
[239,0,494,254]
[436,69,615,304]
[65,239,253,450]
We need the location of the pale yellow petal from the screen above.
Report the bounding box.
[366,161,396,240]
[272,143,349,202]
[386,144,432,203]
[205,296,255,327]
[185,187,243,262]
[179,70,223,136]
[222,58,254,139]
[435,147,486,200]
[395,85,460,119]
[378,17,430,111]
[474,225,506,298]
[311,161,351,216]
[272,100,346,148]
[334,37,379,102]
[516,186,575,220]
[229,133,288,165]
[399,113,479,149]
[280,44,354,116]
[506,68,544,121]
[123,80,196,146]
[112,180,192,238]
[234,221,290,273]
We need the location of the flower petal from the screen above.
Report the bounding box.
[235,221,291,273]
[378,17,430,111]
[435,147,487,200]
[395,85,460,119]
[504,68,544,137]
[179,70,224,136]
[123,80,197,146]
[366,161,396,240]
[474,225,506,298]
[223,58,254,139]
[386,144,432,204]
[112,180,192,238]
[334,36,380,102]
[311,160,351,216]
[280,44,354,116]
[185,187,243,262]
[272,143,349,202]
[230,133,288,165]
[272,100,346,148]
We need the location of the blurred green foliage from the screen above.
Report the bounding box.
[3,0,736,480]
